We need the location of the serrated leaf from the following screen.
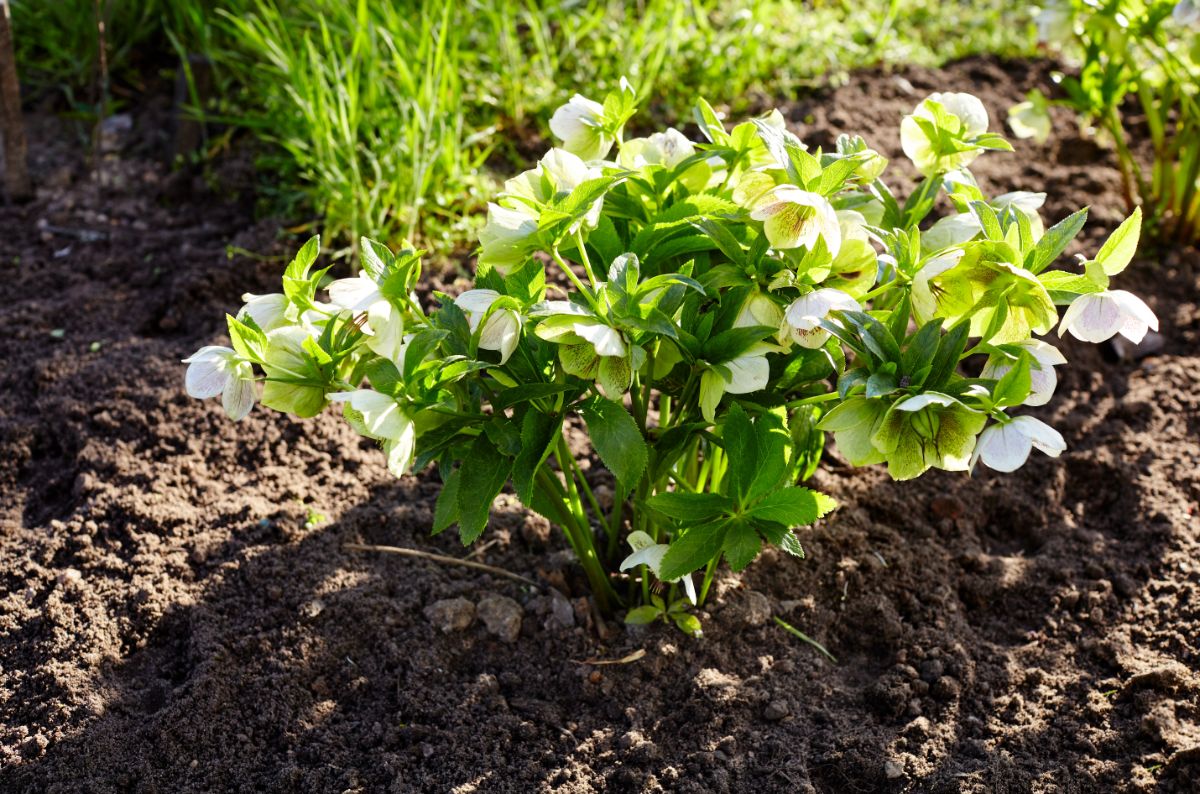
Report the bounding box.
[432,467,462,535]
[722,519,762,572]
[660,520,729,580]
[456,435,511,545]
[747,487,837,527]
[646,491,735,521]
[512,409,561,506]
[580,398,647,490]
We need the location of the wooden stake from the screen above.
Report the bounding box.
[0,0,30,201]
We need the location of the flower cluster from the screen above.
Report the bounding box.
[185,84,1154,629]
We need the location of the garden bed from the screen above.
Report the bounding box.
[2,57,1198,793]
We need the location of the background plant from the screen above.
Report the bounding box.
[185,85,1153,634]
[13,0,1037,256]
[1026,0,1200,243]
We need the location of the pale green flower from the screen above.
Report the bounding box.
[1008,97,1051,144]
[478,202,539,276]
[900,92,991,175]
[260,327,326,418]
[749,186,841,255]
[871,393,986,480]
[238,293,289,332]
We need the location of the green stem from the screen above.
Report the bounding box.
[550,247,599,310]
[784,392,840,409]
[535,466,618,612]
[573,229,599,288]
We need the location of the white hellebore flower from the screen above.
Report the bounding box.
[924,191,1047,252]
[1058,290,1159,344]
[549,94,612,160]
[505,148,604,234]
[981,339,1067,407]
[619,530,697,605]
[329,389,416,477]
[238,292,289,331]
[1035,2,1074,43]
[749,186,842,256]
[1008,99,1051,144]
[618,128,695,170]
[734,291,786,340]
[699,343,778,423]
[900,92,990,175]
[971,416,1066,473]
[478,201,539,275]
[784,288,860,349]
[182,345,257,421]
[1177,0,1200,27]
[327,271,409,363]
[454,289,521,364]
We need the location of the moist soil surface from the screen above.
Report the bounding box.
[2,57,1199,794]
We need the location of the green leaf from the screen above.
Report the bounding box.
[647,491,735,521]
[359,237,394,282]
[660,520,730,580]
[581,398,647,490]
[1025,207,1087,274]
[722,519,762,572]
[672,612,703,637]
[702,325,775,363]
[456,435,512,545]
[432,467,462,535]
[745,408,791,502]
[512,410,561,506]
[492,382,573,411]
[747,487,837,527]
[778,530,805,558]
[283,235,321,281]
[721,403,756,500]
[1094,207,1141,276]
[625,605,662,625]
[404,328,449,379]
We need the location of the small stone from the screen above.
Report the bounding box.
[593,485,615,511]
[300,599,325,619]
[739,591,772,626]
[884,760,905,779]
[477,594,523,642]
[57,568,83,586]
[763,700,790,721]
[543,591,576,632]
[423,597,475,633]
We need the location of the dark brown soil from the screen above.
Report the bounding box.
[2,58,1199,793]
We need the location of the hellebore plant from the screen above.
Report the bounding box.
[1024,0,1200,243]
[185,83,1154,635]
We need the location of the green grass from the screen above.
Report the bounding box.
[12,0,1037,258]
